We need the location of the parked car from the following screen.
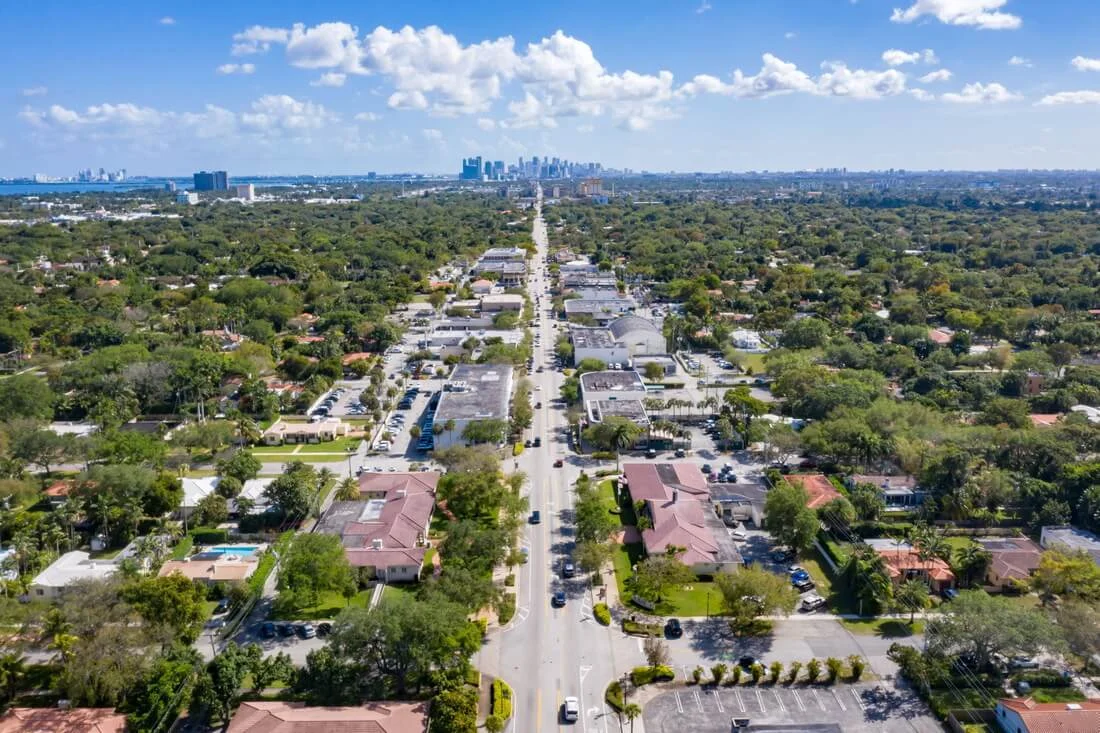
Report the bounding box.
[771,548,795,563]
[646,449,657,459]
[317,622,332,637]
[701,464,713,474]
[794,578,816,592]
[277,623,295,638]
[664,618,683,638]
[562,560,575,578]
[213,598,230,615]
[533,437,541,447]
[260,622,276,639]
[552,591,566,607]
[801,594,827,612]
[553,458,564,468]
[738,656,758,669]
[530,510,541,524]
[674,448,686,458]
[941,588,959,601]
[729,529,747,542]
[525,439,532,448]
[299,623,316,639]
[790,568,810,584]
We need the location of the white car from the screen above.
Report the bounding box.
[729,529,747,541]
[375,441,391,451]
[562,696,579,723]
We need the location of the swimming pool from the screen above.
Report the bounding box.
[207,545,261,556]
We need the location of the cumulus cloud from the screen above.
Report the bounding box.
[1036,90,1100,105]
[159,17,175,26]
[231,25,290,55]
[217,63,255,75]
[354,111,381,121]
[1008,56,1032,67]
[476,117,497,130]
[910,89,935,101]
[891,0,1021,30]
[784,32,797,40]
[679,54,906,100]
[882,48,937,66]
[941,81,1021,103]
[696,1,712,13]
[919,69,953,83]
[22,86,47,97]
[241,94,336,130]
[421,128,443,140]
[311,72,347,87]
[1071,56,1100,72]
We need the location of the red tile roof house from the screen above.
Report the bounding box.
[315,473,438,583]
[0,707,127,733]
[976,537,1042,591]
[993,697,1100,733]
[226,701,429,733]
[864,538,956,593]
[621,463,743,576]
[783,474,842,509]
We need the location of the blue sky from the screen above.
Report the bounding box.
[4,0,1100,176]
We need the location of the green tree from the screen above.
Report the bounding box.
[335,477,360,501]
[430,685,478,733]
[194,493,229,527]
[276,533,355,612]
[848,482,886,522]
[460,419,508,445]
[624,703,642,733]
[574,479,619,544]
[0,653,26,703]
[839,544,893,615]
[642,362,665,382]
[124,646,201,733]
[1032,548,1100,605]
[634,555,695,602]
[0,374,54,420]
[953,544,993,589]
[122,573,208,643]
[583,416,644,468]
[196,642,252,722]
[893,579,930,623]
[763,481,819,556]
[437,471,507,521]
[263,461,318,519]
[714,565,799,630]
[926,590,1065,671]
[216,450,262,483]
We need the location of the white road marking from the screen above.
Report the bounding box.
[692,689,703,712]
[813,688,826,710]
[580,666,591,683]
[734,688,745,712]
[831,688,847,711]
[712,689,725,713]
[793,689,807,711]
[755,688,766,713]
[851,688,866,710]
[773,689,786,712]
[674,691,683,713]
[682,665,692,682]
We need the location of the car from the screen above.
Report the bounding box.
[801,594,827,612]
[525,439,532,448]
[771,548,795,563]
[729,529,747,542]
[562,560,575,578]
[553,458,564,468]
[299,623,316,639]
[562,696,580,723]
[794,578,815,592]
[530,510,541,524]
[674,448,686,458]
[941,588,959,601]
[701,464,713,474]
[646,449,657,459]
[1009,656,1040,670]
[375,441,391,451]
[317,622,332,637]
[552,591,566,607]
[664,618,683,638]
[213,598,230,615]
[277,623,295,638]
[535,401,542,409]
[790,568,810,583]
[738,656,758,669]
[260,621,276,639]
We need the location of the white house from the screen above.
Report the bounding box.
[180,477,220,518]
[731,329,764,350]
[30,551,117,599]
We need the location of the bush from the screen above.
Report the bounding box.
[750,663,764,684]
[497,593,516,624]
[475,618,488,638]
[848,656,865,682]
[504,574,516,587]
[631,665,675,686]
[1014,670,1070,688]
[594,603,611,626]
[711,664,727,686]
[595,469,618,478]
[622,619,663,636]
[806,659,822,682]
[491,679,514,719]
[605,681,625,711]
[769,661,783,684]
[692,666,703,684]
[727,665,742,685]
[513,443,524,457]
[190,528,229,544]
[826,657,843,684]
[787,661,802,684]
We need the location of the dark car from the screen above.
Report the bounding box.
[525,439,533,448]
[562,560,575,578]
[674,448,686,458]
[645,449,657,459]
[317,622,332,637]
[771,548,795,563]
[535,401,542,409]
[213,598,230,615]
[701,464,713,474]
[664,618,683,638]
[552,591,566,607]
[942,588,959,601]
[530,510,541,524]
[277,623,295,638]
[533,437,542,447]
[260,621,276,639]
[553,458,564,468]
[738,656,758,669]
[794,578,815,592]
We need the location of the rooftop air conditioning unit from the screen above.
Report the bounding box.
[371,539,383,550]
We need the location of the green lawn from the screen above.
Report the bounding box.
[612,542,723,616]
[251,444,302,456]
[600,479,637,526]
[382,583,419,605]
[731,350,767,374]
[271,589,372,620]
[841,618,924,637]
[942,536,977,552]
[170,536,194,560]
[1030,687,1087,704]
[201,600,220,618]
[296,437,363,453]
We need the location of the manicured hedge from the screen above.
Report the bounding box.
[622,619,663,637]
[497,593,516,624]
[492,678,514,719]
[190,527,229,544]
[593,603,611,626]
[632,665,675,686]
[605,681,625,711]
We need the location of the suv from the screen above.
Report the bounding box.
[562,560,576,578]
[801,594,827,612]
[664,618,683,638]
[260,621,276,639]
[562,696,580,723]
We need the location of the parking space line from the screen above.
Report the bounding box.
[674,691,683,714]
[712,690,725,714]
[681,665,692,682]
[773,689,786,712]
[755,689,766,713]
[831,688,847,711]
[851,688,866,711]
[792,689,806,711]
[812,689,826,711]
[734,689,745,712]
[692,689,703,712]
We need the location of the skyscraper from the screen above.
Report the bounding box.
[460,157,482,181]
[193,170,229,191]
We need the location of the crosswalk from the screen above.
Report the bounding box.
[669,684,873,718]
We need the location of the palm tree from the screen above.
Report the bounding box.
[40,608,70,643]
[236,416,262,447]
[0,653,26,702]
[335,477,360,501]
[624,703,642,733]
[607,419,644,470]
[955,544,993,589]
[47,633,78,663]
[841,544,892,616]
[57,499,82,550]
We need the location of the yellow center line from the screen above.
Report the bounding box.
[537,689,543,733]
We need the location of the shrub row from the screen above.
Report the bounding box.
[491,678,514,719]
[190,527,229,544]
[622,619,663,637]
[631,665,675,686]
[497,593,516,624]
[593,603,611,626]
[605,681,625,711]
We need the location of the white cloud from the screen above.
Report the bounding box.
[476,117,497,130]
[890,0,1021,30]
[354,111,381,121]
[1071,56,1100,72]
[941,81,1021,104]
[784,32,797,40]
[159,17,175,26]
[22,86,47,97]
[882,48,938,66]
[919,69,953,83]
[240,94,336,130]
[422,128,443,141]
[1036,90,1100,105]
[216,63,255,75]
[231,25,290,55]
[696,1,712,13]
[910,88,935,101]
[1008,56,1032,67]
[679,54,906,100]
[310,72,347,87]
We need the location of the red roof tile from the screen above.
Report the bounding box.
[0,707,127,733]
[784,474,842,509]
[998,697,1100,733]
[227,701,429,733]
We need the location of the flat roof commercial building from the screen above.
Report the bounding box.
[585,399,649,428]
[563,298,635,325]
[226,701,429,733]
[608,315,665,355]
[579,369,646,403]
[433,364,514,450]
[1040,525,1100,565]
[571,326,629,367]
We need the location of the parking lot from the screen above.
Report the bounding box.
[643,681,940,733]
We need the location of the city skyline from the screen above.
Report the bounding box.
[5,1,1100,174]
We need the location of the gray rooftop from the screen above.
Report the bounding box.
[703,509,744,564]
[1041,525,1100,563]
[476,261,527,274]
[571,327,617,349]
[436,364,513,421]
[480,247,526,261]
[709,482,769,505]
[586,399,650,425]
[579,369,646,394]
[608,314,661,338]
[564,298,634,315]
[317,500,386,546]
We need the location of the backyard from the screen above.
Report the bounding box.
[271,589,372,620]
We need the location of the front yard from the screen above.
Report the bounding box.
[271,589,372,620]
[612,542,724,617]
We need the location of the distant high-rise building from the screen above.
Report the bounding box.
[164,181,177,192]
[176,191,199,205]
[193,170,229,191]
[483,161,492,179]
[235,183,255,201]
[460,157,482,181]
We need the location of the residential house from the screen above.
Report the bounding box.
[179,476,220,518]
[864,538,956,593]
[201,328,244,351]
[621,463,743,576]
[226,701,429,733]
[1029,413,1061,428]
[43,479,78,508]
[470,278,494,295]
[1040,525,1100,565]
[1070,404,1100,424]
[261,418,347,445]
[30,551,117,599]
[159,548,263,585]
[993,697,1100,733]
[0,707,127,733]
[731,329,764,350]
[976,537,1042,590]
[783,474,843,509]
[927,328,953,345]
[846,474,926,508]
[317,472,437,582]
